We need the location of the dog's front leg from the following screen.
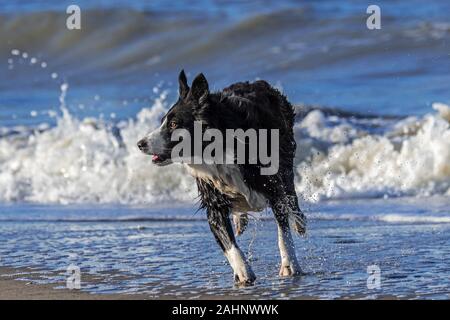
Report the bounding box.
[197,179,255,285]
[207,207,256,285]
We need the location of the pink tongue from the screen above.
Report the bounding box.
[152,155,160,161]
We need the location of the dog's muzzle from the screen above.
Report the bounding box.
[137,138,172,166]
[137,139,148,152]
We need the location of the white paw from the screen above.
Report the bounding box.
[279,261,301,277]
[234,267,256,286]
[225,246,256,285]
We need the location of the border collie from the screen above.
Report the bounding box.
[137,70,306,285]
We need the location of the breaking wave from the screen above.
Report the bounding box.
[294,102,450,201]
[0,83,450,204]
[1,8,449,78]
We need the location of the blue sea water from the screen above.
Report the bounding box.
[0,0,449,128]
[0,0,450,298]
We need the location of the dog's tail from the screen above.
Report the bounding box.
[289,209,307,236]
[275,195,307,236]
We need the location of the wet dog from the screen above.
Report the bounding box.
[137,70,306,285]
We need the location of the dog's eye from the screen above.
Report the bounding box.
[169,121,178,130]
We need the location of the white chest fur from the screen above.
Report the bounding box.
[185,164,267,212]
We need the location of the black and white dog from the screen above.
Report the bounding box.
[137,71,306,285]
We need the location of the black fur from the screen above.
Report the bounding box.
[138,70,306,284]
[197,178,235,252]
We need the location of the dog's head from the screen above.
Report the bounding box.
[137,70,209,166]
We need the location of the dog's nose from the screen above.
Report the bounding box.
[137,139,148,151]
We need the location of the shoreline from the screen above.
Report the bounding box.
[0,266,293,300]
[0,266,148,300]
[0,265,399,300]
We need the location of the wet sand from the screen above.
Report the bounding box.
[0,266,294,300]
[0,266,399,300]
[0,266,147,300]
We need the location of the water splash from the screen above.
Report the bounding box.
[0,81,450,204]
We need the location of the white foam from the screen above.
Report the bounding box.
[378,214,450,224]
[0,86,196,204]
[295,103,450,202]
[0,83,450,205]
[310,212,450,224]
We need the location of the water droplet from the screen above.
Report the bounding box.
[61,83,69,92]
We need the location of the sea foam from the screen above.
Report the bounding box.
[295,103,450,201]
[0,84,450,204]
[0,84,196,204]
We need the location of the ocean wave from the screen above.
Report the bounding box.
[295,103,450,201]
[309,212,450,224]
[0,84,197,204]
[0,83,449,204]
[1,8,448,76]
[2,215,449,224]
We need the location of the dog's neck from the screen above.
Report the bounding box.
[185,163,267,212]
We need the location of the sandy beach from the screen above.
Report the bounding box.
[0,266,139,300]
[0,266,301,300]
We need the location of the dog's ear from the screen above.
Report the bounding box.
[190,73,209,104]
[178,69,189,99]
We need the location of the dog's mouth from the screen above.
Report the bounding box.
[151,154,171,166]
[151,154,164,163]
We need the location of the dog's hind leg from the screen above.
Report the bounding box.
[197,179,256,285]
[232,212,248,236]
[271,197,302,277]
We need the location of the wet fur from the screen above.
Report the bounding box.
[137,71,306,284]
